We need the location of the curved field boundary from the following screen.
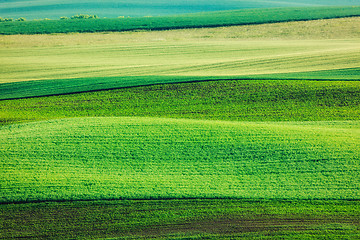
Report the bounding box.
[2,79,360,126]
[0,76,215,101]
[1,117,359,203]
[0,68,359,101]
[0,6,360,34]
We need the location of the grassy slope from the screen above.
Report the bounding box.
[1,80,360,125]
[1,14,360,240]
[1,17,359,202]
[1,68,360,101]
[0,6,359,35]
[1,117,359,203]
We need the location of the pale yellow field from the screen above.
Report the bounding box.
[0,17,359,83]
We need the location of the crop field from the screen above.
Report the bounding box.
[1,38,359,84]
[1,117,360,203]
[0,17,359,101]
[1,80,360,125]
[0,6,360,34]
[1,10,360,240]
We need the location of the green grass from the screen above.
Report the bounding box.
[1,80,360,125]
[0,6,360,34]
[1,199,359,239]
[1,117,359,203]
[1,11,360,240]
[1,68,359,100]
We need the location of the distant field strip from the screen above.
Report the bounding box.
[0,39,359,84]
[1,117,359,203]
[0,6,359,34]
[2,17,359,47]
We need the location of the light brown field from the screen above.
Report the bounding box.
[0,17,359,83]
[1,17,360,48]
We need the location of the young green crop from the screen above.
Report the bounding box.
[0,68,359,100]
[1,117,359,203]
[1,80,360,125]
[0,6,359,35]
[1,7,359,240]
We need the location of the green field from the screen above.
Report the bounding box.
[1,117,360,203]
[0,6,360,34]
[1,80,360,125]
[2,16,359,83]
[1,10,360,239]
[1,68,360,100]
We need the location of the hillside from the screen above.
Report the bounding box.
[1,117,359,203]
[1,17,359,124]
[1,7,360,239]
[1,80,360,126]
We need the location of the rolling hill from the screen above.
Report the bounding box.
[1,6,360,239]
[1,79,360,126]
[1,117,359,203]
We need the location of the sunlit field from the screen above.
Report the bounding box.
[1,117,359,203]
[1,9,360,239]
[1,80,360,125]
[1,20,360,83]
